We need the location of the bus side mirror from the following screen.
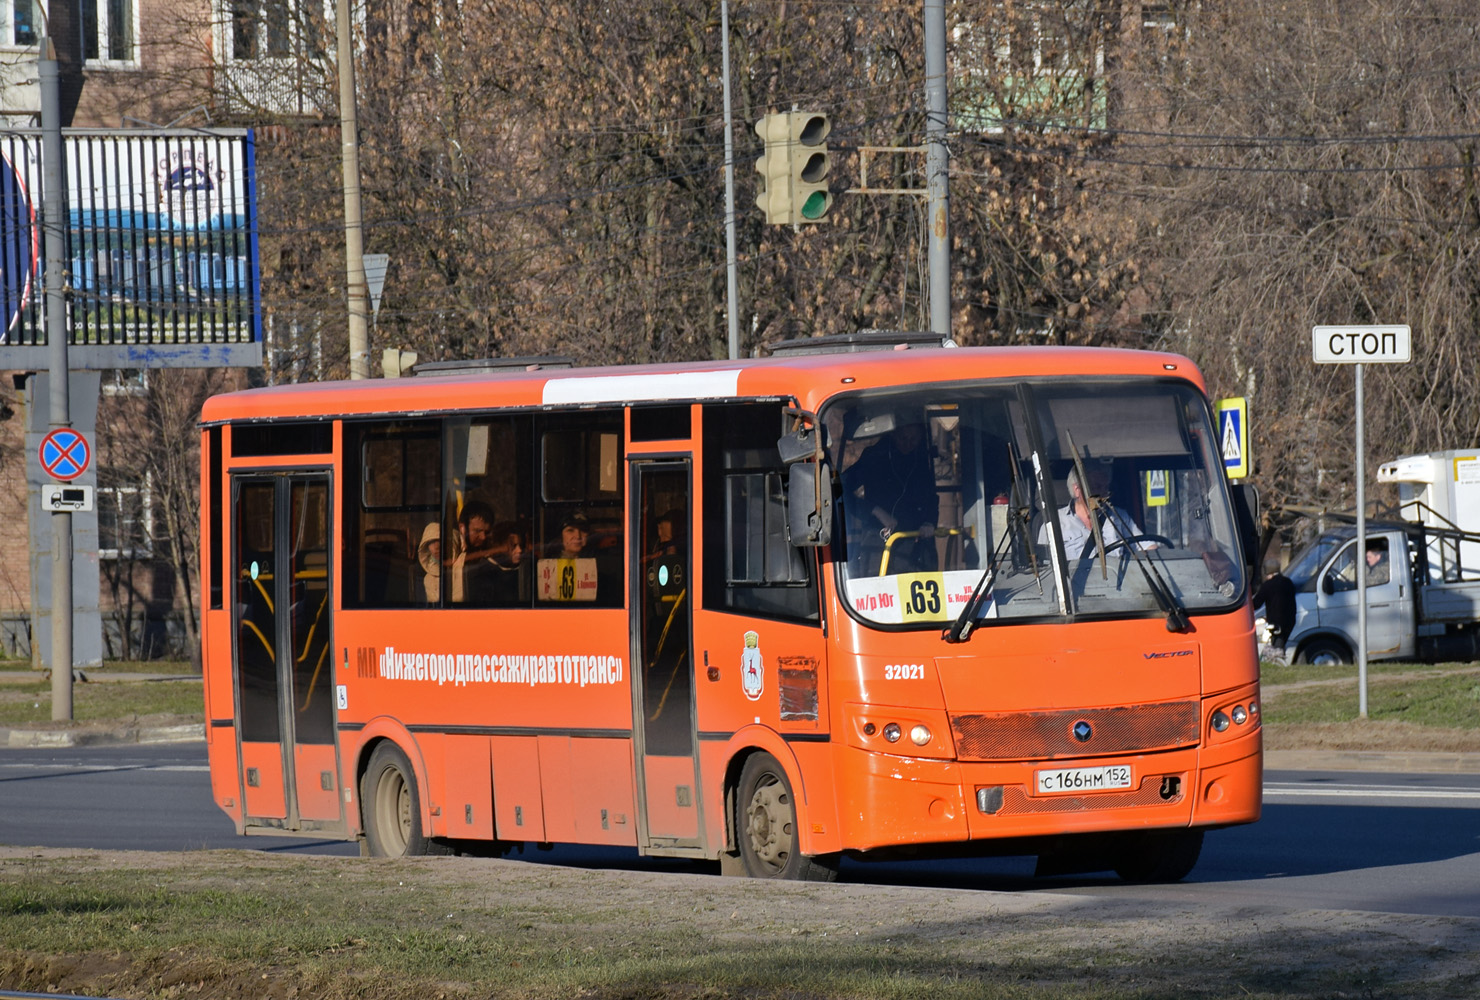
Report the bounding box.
[1228,481,1260,581]
[777,424,817,465]
[1322,574,1335,596]
[786,462,833,547]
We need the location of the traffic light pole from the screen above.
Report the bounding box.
[924,0,950,339]
[720,0,741,361]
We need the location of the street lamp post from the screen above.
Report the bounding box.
[336,0,370,379]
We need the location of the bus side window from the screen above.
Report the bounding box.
[342,420,441,609]
[703,402,819,623]
[536,413,624,607]
[444,416,532,607]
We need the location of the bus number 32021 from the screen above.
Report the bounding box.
[884,663,926,680]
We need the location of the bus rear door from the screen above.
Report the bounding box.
[231,473,344,834]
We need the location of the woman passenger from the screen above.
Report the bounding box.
[417,523,442,603]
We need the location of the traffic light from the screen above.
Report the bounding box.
[754,113,793,224]
[790,112,832,222]
[754,112,832,224]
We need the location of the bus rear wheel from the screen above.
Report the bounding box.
[361,742,446,858]
[1113,829,1204,883]
[735,752,838,881]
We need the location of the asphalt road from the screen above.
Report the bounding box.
[2,745,1478,917]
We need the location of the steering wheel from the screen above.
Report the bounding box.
[1102,534,1174,553]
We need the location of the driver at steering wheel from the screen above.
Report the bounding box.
[1037,464,1157,560]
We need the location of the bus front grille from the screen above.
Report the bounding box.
[950,702,1200,761]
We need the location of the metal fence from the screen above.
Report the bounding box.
[0,129,259,359]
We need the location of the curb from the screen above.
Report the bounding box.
[3,723,204,749]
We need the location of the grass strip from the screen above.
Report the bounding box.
[0,677,202,726]
[1262,667,1480,728]
[2,851,1478,999]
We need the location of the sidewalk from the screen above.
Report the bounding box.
[2,720,204,747]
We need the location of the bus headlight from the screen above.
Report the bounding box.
[1211,710,1231,733]
[910,724,932,746]
[882,723,902,743]
[1231,705,1248,725]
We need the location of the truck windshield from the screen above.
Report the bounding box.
[830,378,1245,629]
[1285,532,1347,591]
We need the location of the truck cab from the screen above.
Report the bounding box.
[1285,526,1416,665]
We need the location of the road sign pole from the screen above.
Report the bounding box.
[40,38,73,721]
[1356,363,1368,718]
[1311,324,1409,721]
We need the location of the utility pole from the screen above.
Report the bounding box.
[924,0,950,339]
[336,0,370,379]
[40,35,73,719]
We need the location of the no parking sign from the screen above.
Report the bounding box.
[39,428,91,481]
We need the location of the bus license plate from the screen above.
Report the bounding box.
[1036,765,1133,795]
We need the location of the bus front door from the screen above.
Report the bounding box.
[232,474,343,834]
[630,461,705,853]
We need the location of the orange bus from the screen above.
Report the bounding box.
[199,337,1262,882]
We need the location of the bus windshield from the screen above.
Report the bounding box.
[830,378,1245,628]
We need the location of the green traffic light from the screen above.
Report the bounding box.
[801,190,830,220]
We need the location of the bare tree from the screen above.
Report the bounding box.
[96,370,232,666]
[1110,0,1480,530]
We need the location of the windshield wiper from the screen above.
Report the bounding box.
[1062,430,1188,632]
[944,443,1039,643]
[1099,503,1192,633]
[942,517,1013,644]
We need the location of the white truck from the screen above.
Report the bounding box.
[1282,450,1480,666]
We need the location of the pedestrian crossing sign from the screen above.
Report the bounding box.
[1144,469,1170,507]
[1215,397,1249,479]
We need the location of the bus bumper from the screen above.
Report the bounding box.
[834,731,1261,853]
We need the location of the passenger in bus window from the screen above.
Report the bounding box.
[850,412,939,574]
[648,510,684,563]
[467,521,526,606]
[556,510,589,557]
[645,509,686,601]
[451,500,496,603]
[417,523,442,603]
[538,510,599,601]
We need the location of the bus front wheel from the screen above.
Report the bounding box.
[734,752,838,881]
[361,742,446,858]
